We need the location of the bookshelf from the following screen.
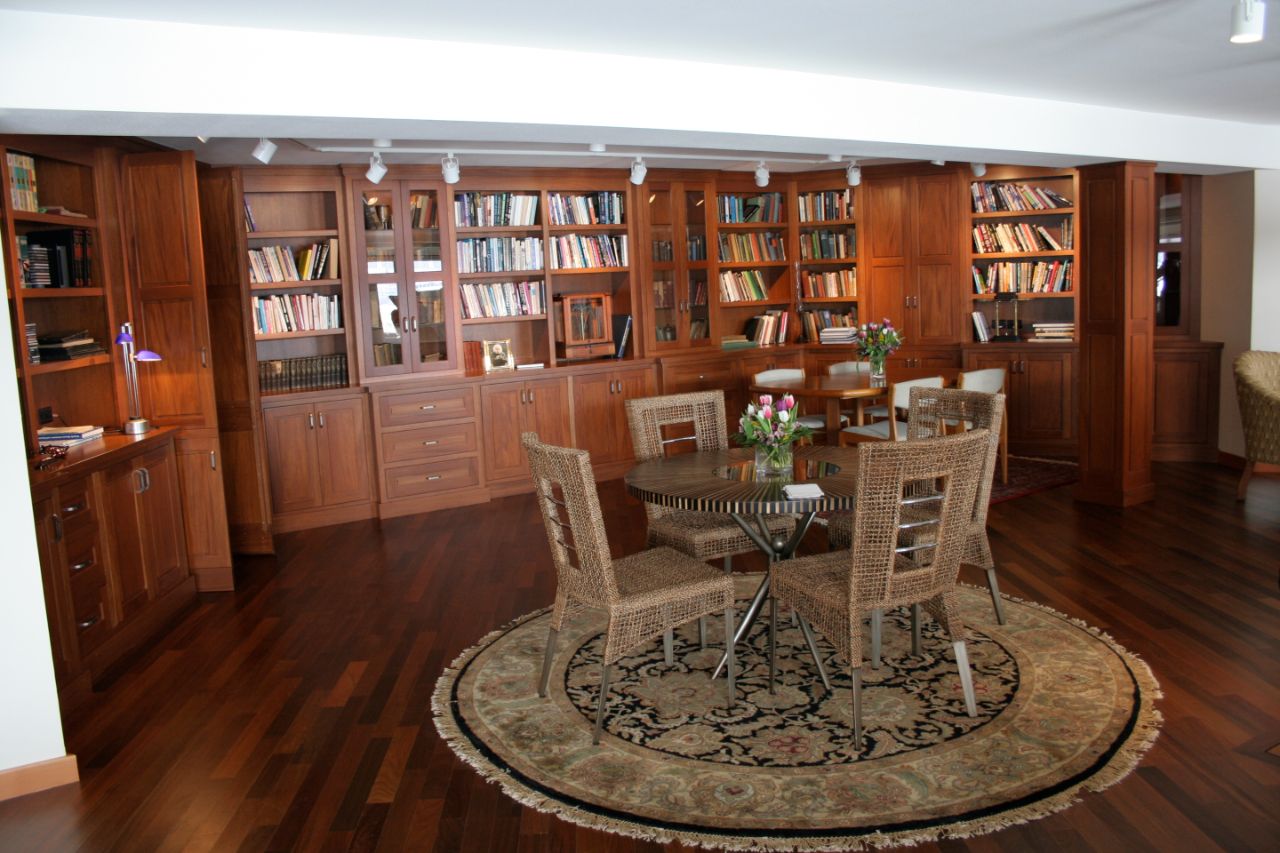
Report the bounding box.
[644,179,713,352]
[713,186,792,346]
[967,167,1078,343]
[794,182,858,343]
[1,142,120,451]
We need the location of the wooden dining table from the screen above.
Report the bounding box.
[751,366,961,442]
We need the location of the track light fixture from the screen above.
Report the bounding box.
[195,135,210,144]
[930,158,946,167]
[629,157,647,185]
[846,160,862,187]
[372,138,392,148]
[441,153,461,184]
[1231,0,1266,42]
[252,137,277,165]
[754,162,770,188]
[971,162,987,177]
[589,142,607,153]
[366,152,387,184]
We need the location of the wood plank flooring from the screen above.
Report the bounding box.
[0,463,1276,851]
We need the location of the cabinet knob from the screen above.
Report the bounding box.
[529,389,535,403]
[76,615,100,631]
[420,404,436,411]
[200,347,208,368]
[308,413,316,429]
[318,412,326,428]
[70,559,92,574]
[422,440,439,446]
[426,474,442,481]
[209,450,217,470]
[698,374,707,380]
[62,501,86,514]
[51,514,63,543]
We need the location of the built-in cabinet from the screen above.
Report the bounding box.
[964,344,1076,454]
[482,376,573,485]
[570,365,656,465]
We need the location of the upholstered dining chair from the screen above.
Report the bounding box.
[769,429,989,743]
[523,433,736,744]
[838,375,944,443]
[959,367,1008,483]
[751,368,833,432]
[828,360,872,423]
[1234,351,1280,501]
[829,387,1009,625]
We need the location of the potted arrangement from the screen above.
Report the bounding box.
[854,319,904,378]
[734,393,813,475]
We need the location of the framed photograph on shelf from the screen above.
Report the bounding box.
[482,339,514,372]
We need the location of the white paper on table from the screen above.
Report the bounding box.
[783,483,824,499]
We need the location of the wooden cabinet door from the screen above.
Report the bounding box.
[263,403,323,514]
[121,151,217,428]
[481,382,530,482]
[1021,351,1075,442]
[910,174,963,346]
[174,429,233,588]
[525,377,573,450]
[315,396,373,506]
[572,371,620,463]
[865,176,909,334]
[33,495,77,683]
[103,459,151,620]
[137,446,189,596]
[615,366,656,463]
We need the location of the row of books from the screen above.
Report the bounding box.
[651,278,708,310]
[743,310,790,346]
[720,334,758,350]
[35,328,105,361]
[547,192,625,226]
[7,152,38,211]
[549,234,628,269]
[454,192,539,227]
[652,240,674,262]
[970,181,1072,213]
[717,231,785,263]
[458,280,545,319]
[251,293,342,335]
[1031,322,1075,341]
[258,355,349,395]
[718,269,771,303]
[18,229,94,287]
[798,228,856,261]
[818,326,860,344]
[248,240,338,283]
[799,309,855,342]
[651,236,709,262]
[973,220,1071,254]
[243,199,258,232]
[456,237,545,273]
[410,195,438,229]
[802,268,857,299]
[24,322,39,365]
[688,235,708,261]
[717,192,784,223]
[37,424,104,448]
[972,260,1074,294]
[797,189,853,222]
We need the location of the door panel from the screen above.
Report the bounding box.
[526,377,572,449]
[316,396,373,506]
[263,403,322,513]
[481,383,529,481]
[571,372,619,462]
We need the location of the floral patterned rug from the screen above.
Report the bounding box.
[434,577,1161,851]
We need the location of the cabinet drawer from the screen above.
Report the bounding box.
[662,361,736,394]
[57,481,97,539]
[64,533,104,581]
[69,562,110,653]
[382,422,478,463]
[384,457,481,500]
[378,387,475,428]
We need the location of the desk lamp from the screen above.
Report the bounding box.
[115,322,162,434]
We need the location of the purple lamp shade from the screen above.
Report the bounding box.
[114,330,134,345]
[135,349,162,362]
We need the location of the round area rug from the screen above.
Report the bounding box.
[433,576,1161,851]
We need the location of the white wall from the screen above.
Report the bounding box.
[0,260,69,773]
[1252,171,1280,351]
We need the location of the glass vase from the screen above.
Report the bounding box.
[869,352,887,379]
[754,442,794,477]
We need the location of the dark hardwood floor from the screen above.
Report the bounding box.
[1,463,1277,851]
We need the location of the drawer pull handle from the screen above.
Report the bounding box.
[420,404,436,411]
[426,475,442,481]
[698,374,706,380]
[70,559,93,574]
[76,615,100,631]
[62,502,86,514]
[422,440,439,446]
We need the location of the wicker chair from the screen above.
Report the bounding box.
[1234,351,1280,500]
[839,375,944,443]
[769,429,990,743]
[829,387,1008,625]
[523,433,736,744]
[959,367,1008,484]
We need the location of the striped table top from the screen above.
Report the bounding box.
[624,445,861,515]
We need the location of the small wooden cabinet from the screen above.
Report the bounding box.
[570,365,656,467]
[262,392,374,531]
[965,344,1076,454]
[482,376,572,484]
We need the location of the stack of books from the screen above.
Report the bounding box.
[37,425,104,448]
[24,322,40,365]
[1031,322,1075,341]
[36,329,105,361]
[818,326,859,344]
[720,334,758,351]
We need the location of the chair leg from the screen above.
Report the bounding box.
[538,626,559,698]
[870,609,882,669]
[768,596,778,694]
[1238,460,1255,501]
[724,606,736,708]
[592,664,612,744]
[724,554,733,574]
[910,604,921,656]
[698,616,708,650]
[850,666,863,746]
[797,614,832,692]
[953,641,978,718]
[663,630,674,665]
[986,567,1007,625]
[1000,418,1009,484]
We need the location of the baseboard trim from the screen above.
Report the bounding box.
[193,564,235,592]
[1217,452,1280,474]
[0,754,78,802]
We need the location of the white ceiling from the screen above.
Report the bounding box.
[1,0,1277,173]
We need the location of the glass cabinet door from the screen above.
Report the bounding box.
[649,188,679,348]
[359,188,408,373]
[409,189,449,367]
[684,188,711,345]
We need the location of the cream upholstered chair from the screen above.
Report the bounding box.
[828,360,872,423]
[829,387,1009,625]
[959,367,1008,483]
[751,368,832,431]
[838,375,944,443]
[769,429,989,742]
[523,433,736,744]
[1234,351,1280,500]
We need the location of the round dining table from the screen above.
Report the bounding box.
[625,443,860,682]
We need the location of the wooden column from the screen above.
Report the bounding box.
[1075,162,1156,506]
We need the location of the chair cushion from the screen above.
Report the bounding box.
[840,419,906,441]
[648,510,796,561]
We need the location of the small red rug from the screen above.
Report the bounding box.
[989,455,1078,504]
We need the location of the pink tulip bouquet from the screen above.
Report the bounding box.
[734,393,812,471]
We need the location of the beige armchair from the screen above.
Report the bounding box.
[1234,351,1280,500]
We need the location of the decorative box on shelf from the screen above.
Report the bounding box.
[554,292,614,361]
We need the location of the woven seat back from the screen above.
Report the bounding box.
[522,433,619,607]
[1235,351,1280,465]
[848,430,989,610]
[907,387,1005,530]
[625,391,729,521]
